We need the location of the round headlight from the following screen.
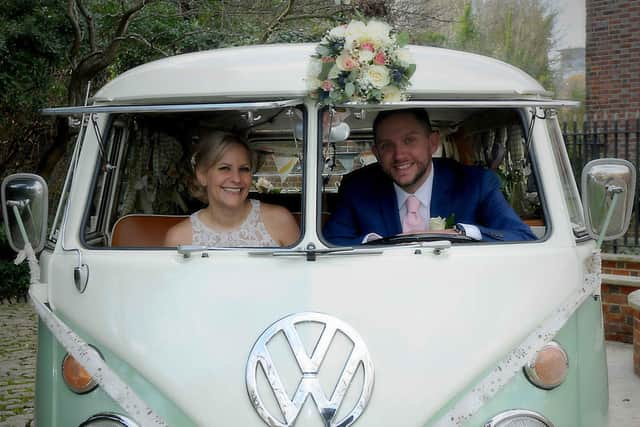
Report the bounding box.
[523,341,569,390]
[484,409,554,427]
[80,413,139,427]
[62,347,102,394]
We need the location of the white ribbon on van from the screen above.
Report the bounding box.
[432,250,602,427]
[19,243,169,427]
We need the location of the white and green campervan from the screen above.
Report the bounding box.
[1,40,636,427]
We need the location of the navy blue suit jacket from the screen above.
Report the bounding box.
[323,158,537,246]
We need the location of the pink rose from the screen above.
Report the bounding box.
[373,51,386,65]
[336,53,358,71]
[321,56,335,63]
[321,80,333,91]
[360,42,375,52]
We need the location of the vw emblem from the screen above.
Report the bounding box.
[246,312,374,427]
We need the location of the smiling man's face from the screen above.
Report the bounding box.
[372,112,440,193]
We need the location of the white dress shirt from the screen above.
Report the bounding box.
[362,162,482,242]
[394,166,434,229]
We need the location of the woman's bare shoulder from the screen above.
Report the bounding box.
[260,202,297,223]
[259,202,299,245]
[164,217,193,247]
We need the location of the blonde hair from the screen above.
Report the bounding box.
[190,130,253,203]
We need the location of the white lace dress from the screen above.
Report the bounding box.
[190,199,278,247]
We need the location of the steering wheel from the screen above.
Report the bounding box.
[363,232,475,245]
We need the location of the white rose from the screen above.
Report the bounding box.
[256,177,274,193]
[366,20,392,46]
[382,85,402,102]
[345,20,367,48]
[396,48,414,67]
[362,65,390,89]
[305,76,322,90]
[429,216,446,231]
[329,24,347,38]
[358,49,375,63]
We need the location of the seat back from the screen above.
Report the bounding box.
[111,214,187,247]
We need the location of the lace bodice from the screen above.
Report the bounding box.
[191,199,278,247]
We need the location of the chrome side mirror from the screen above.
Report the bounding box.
[1,173,48,253]
[581,159,636,243]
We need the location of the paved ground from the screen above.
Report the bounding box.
[0,301,638,426]
[0,302,35,427]
[607,341,640,427]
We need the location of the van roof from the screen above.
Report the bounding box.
[94,43,550,104]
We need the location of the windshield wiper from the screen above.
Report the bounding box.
[250,242,383,261]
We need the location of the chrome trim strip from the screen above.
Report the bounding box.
[333,99,580,109]
[41,99,302,115]
[484,409,554,427]
[80,412,140,427]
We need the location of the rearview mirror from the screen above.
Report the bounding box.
[581,159,636,241]
[1,173,48,253]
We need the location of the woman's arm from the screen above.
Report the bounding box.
[163,218,193,247]
[261,203,300,246]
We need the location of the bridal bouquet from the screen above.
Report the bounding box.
[307,20,416,105]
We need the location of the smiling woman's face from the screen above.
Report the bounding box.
[197,143,252,209]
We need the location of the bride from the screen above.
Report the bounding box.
[164,130,299,247]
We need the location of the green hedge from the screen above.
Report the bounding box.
[0,224,30,303]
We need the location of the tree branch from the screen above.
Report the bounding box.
[104,0,159,62]
[115,34,171,57]
[66,0,82,59]
[75,0,96,52]
[281,12,342,22]
[260,0,296,43]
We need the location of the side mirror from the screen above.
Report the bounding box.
[1,173,48,253]
[581,159,636,242]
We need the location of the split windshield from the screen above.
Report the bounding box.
[81,105,546,249]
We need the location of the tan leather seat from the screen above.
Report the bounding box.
[111,214,187,247]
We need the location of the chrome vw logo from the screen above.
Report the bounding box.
[246,312,374,427]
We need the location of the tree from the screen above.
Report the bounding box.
[453,1,476,50]
[0,1,70,175]
[473,0,557,90]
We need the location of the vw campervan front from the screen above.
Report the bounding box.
[2,42,636,427]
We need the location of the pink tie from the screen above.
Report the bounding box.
[402,195,425,233]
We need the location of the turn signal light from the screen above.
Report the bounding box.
[523,341,569,390]
[62,351,99,394]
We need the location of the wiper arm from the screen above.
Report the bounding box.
[250,242,383,261]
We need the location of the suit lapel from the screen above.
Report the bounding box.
[430,159,454,218]
[378,178,402,235]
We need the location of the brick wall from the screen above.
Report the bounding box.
[586,0,640,116]
[602,254,640,343]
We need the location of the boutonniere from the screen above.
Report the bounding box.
[445,213,456,229]
[429,214,456,231]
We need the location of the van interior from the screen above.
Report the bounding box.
[81,105,545,248]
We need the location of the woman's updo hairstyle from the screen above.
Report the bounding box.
[189,130,253,203]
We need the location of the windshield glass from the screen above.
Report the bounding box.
[83,105,305,249]
[545,114,586,237]
[318,107,545,246]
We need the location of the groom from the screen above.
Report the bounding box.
[323,108,537,246]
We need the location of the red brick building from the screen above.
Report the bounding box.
[586,0,640,117]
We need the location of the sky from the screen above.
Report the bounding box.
[554,0,586,50]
